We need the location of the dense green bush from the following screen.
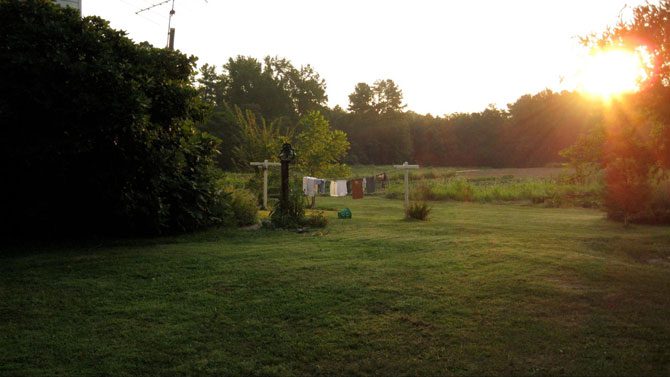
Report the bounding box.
[0,0,227,236]
[648,178,670,223]
[609,176,670,225]
[228,189,259,226]
[270,187,306,229]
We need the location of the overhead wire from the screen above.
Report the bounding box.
[116,0,163,26]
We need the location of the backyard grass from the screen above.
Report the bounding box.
[1,197,670,376]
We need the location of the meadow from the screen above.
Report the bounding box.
[2,195,669,376]
[228,165,601,209]
[349,166,596,206]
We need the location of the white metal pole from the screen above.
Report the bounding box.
[404,162,409,209]
[251,160,280,210]
[263,160,269,210]
[393,161,418,210]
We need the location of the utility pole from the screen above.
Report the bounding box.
[168,28,175,50]
[135,0,208,51]
[166,0,176,50]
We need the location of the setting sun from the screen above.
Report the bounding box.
[575,48,648,100]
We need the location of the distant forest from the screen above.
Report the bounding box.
[198,56,604,169]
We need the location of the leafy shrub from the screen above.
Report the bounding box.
[0,0,228,236]
[604,157,652,225]
[618,177,670,225]
[228,189,259,226]
[648,178,670,223]
[270,187,306,229]
[405,201,431,221]
[304,211,328,228]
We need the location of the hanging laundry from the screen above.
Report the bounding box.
[351,179,364,199]
[346,180,352,194]
[376,172,389,188]
[302,176,319,197]
[337,180,348,196]
[365,176,376,193]
[330,180,348,197]
[317,179,326,195]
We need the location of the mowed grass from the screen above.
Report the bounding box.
[1,197,670,376]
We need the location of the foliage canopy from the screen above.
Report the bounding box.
[0,0,228,236]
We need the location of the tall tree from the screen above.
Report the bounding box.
[220,55,328,123]
[197,63,225,106]
[373,79,406,114]
[590,0,670,170]
[198,103,238,170]
[348,82,375,114]
[222,56,286,120]
[264,56,328,116]
[347,79,406,115]
[573,0,670,223]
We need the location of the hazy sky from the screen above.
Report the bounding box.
[83,0,647,115]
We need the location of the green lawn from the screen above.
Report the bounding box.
[1,197,669,376]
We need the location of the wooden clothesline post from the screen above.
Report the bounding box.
[250,159,281,210]
[393,161,419,209]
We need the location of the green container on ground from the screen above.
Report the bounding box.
[338,208,352,219]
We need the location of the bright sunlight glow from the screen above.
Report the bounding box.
[575,48,649,100]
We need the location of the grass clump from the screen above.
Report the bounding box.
[405,201,432,220]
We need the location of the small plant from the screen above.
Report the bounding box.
[405,201,432,221]
[304,210,328,228]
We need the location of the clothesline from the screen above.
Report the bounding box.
[302,173,390,198]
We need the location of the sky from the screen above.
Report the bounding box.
[82,0,648,116]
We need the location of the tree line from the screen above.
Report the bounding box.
[198,57,606,168]
[330,89,605,167]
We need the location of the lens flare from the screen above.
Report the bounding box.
[574,48,649,101]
